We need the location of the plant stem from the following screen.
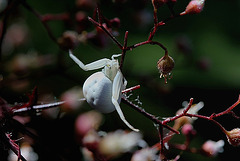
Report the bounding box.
[88,17,123,49]
[120,31,128,71]
[121,97,179,134]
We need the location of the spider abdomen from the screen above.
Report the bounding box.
[83,72,121,113]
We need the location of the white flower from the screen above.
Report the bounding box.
[173,101,204,130]
[182,101,204,115]
[180,101,204,122]
[99,130,142,157]
[202,140,224,157]
[131,148,158,161]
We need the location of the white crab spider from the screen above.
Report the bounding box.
[69,50,139,132]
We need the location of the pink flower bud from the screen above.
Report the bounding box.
[180,0,205,15]
[181,123,196,136]
[202,140,224,157]
[226,128,240,146]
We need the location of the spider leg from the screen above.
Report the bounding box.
[112,71,139,132]
[69,50,110,71]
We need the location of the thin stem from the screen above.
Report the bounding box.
[88,17,123,49]
[211,94,240,118]
[119,31,128,71]
[158,125,167,161]
[127,40,168,55]
[122,85,140,93]
[162,98,194,125]
[121,97,179,134]
[13,98,86,114]
[19,0,58,43]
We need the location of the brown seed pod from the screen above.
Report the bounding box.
[157,55,175,83]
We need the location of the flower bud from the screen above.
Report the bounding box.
[157,54,174,83]
[201,140,224,157]
[109,17,121,29]
[181,123,196,137]
[226,128,240,146]
[180,0,205,15]
[58,31,79,50]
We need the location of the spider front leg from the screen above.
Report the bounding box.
[69,50,110,71]
[112,71,140,132]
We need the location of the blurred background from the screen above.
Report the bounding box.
[0,0,240,160]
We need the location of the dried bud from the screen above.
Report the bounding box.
[180,0,205,15]
[58,31,79,50]
[152,0,168,10]
[157,54,175,83]
[226,128,240,146]
[109,17,121,29]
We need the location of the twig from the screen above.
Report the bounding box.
[210,94,240,118]
[122,97,179,134]
[13,98,86,114]
[162,98,194,125]
[19,0,58,43]
[88,16,123,49]
[119,31,129,70]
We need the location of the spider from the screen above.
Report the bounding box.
[69,50,139,132]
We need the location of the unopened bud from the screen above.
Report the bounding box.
[157,54,174,83]
[180,0,205,15]
[181,123,196,137]
[58,31,79,50]
[110,18,121,29]
[226,128,240,146]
